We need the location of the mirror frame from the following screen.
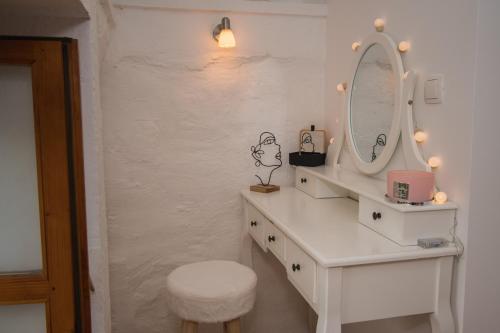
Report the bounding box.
[329,31,430,174]
[345,33,404,174]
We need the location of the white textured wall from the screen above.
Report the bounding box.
[326,0,477,332]
[101,6,325,333]
[463,0,500,331]
[83,1,113,332]
[0,1,112,331]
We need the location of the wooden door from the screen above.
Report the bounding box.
[0,37,91,333]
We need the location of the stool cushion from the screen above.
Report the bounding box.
[166,260,257,323]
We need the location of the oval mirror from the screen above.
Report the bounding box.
[351,44,395,162]
[346,33,404,174]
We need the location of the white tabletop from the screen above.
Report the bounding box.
[241,187,458,267]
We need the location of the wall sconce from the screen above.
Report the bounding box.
[398,41,411,53]
[374,18,385,32]
[213,17,236,48]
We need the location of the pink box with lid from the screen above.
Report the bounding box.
[387,170,435,204]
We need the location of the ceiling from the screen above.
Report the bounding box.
[0,0,89,18]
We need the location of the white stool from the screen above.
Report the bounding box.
[166,260,257,333]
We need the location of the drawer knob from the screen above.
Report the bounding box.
[372,212,382,220]
[250,221,257,227]
[268,235,276,242]
[292,263,301,272]
[300,178,308,184]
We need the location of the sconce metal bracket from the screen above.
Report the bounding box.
[213,17,231,41]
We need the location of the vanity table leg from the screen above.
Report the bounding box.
[316,267,343,333]
[430,257,455,333]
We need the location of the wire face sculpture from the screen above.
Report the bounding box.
[250,131,282,186]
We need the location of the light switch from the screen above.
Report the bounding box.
[424,75,443,104]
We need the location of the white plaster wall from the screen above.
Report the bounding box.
[462,0,500,331]
[0,1,112,332]
[101,5,326,332]
[325,0,478,332]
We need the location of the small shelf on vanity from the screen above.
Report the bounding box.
[297,165,458,212]
[294,166,458,246]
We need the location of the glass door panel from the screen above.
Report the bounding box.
[0,303,47,332]
[0,64,43,274]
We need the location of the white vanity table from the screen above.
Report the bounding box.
[242,22,460,333]
[242,166,458,333]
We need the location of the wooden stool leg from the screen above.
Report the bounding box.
[181,320,198,333]
[223,318,241,333]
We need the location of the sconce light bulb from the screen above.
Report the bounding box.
[351,42,361,51]
[398,41,411,53]
[374,18,385,32]
[434,191,448,205]
[218,29,236,48]
[336,83,346,93]
[330,137,335,145]
[428,156,442,168]
[414,130,428,143]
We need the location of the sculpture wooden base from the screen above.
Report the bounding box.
[250,184,280,193]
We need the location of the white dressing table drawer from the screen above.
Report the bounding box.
[359,196,454,246]
[247,203,267,251]
[265,221,285,264]
[295,168,346,199]
[286,238,316,303]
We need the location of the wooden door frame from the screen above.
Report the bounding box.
[0,36,92,333]
[65,38,92,333]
